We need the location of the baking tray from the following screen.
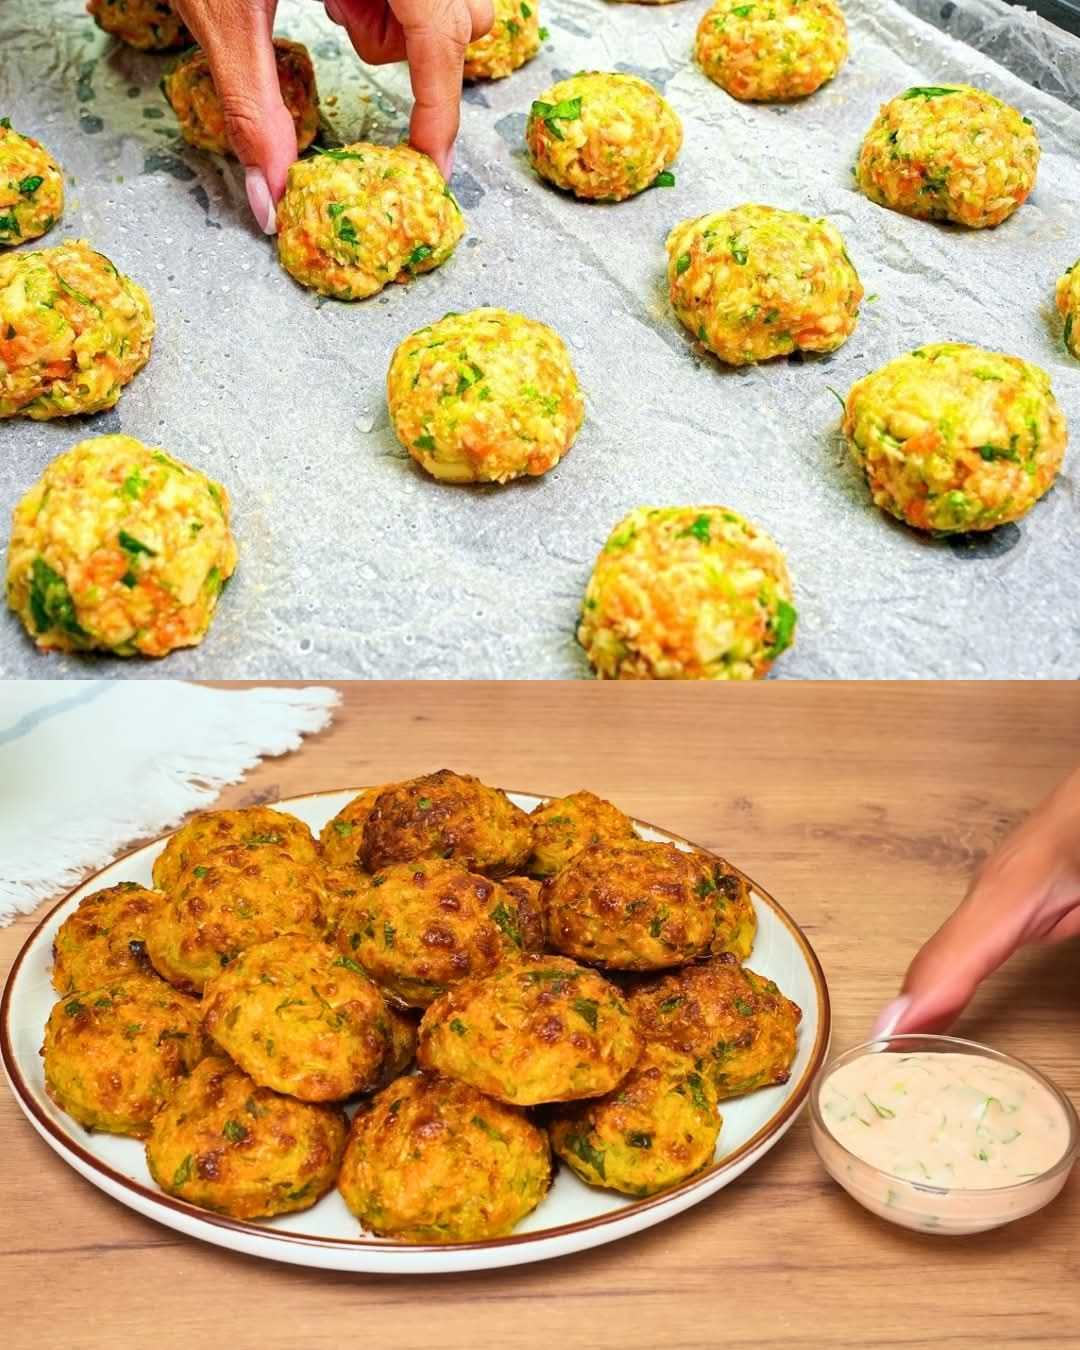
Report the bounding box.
[2,0,1079,677]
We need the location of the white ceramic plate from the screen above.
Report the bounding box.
[1,789,831,1274]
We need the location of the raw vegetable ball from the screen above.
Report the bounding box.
[548,1044,722,1195]
[464,0,541,80]
[6,435,237,658]
[51,883,165,996]
[386,308,584,484]
[843,343,1067,532]
[147,1057,347,1219]
[526,71,682,202]
[42,975,206,1137]
[1055,260,1080,361]
[276,143,464,300]
[202,935,394,1101]
[578,506,797,680]
[0,240,154,419]
[544,839,756,969]
[338,1073,552,1242]
[695,0,848,102]
[0,120,64,247]
[163,39,319,156]
[628,955,802,1099]
[417,955,642,1105]
[87,0,191,50]
[666,204,862,366]
[855,84,1039,229]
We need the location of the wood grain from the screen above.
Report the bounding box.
[4,681,1080,1350]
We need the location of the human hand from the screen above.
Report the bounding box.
[172,0,493,231]
[871,763,1080,1037]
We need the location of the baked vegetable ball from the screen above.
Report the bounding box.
[1055,259,1080,361]
[42,975,205,1136]
[320,786,389,866]
[527,790,637,878]
[548,1044,722,1195]
[51,882,164,995]
[855,85,1040,229]
[578,506,797,680]
[417,955,641,1104]
[0,240,153,419]
[362,770,533,877]
[695,0,848,102]
[526,71,682,202]
[87,0,191,50]
[666,204,862,366]
[628,955,801,1099]
[277,143,464,300]
[146,843,328,993]
[153,805,318,893]
[147,1056,347,1219]
[464,0,541,81]
[544,839,755,969]
[202,935,393,1101]
[843,343,1067,533]
[162,39,319,157]
[332,859,527,1008]
[373,1006,420,1088]
[338,1073,552,1242]
[0,120,64,247]
[7,436,237,658]
[387,308,585,485]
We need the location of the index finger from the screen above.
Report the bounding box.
[395,1,472,179]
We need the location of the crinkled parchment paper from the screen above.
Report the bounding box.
[1,0,1078,678]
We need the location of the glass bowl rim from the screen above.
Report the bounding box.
[809,1032,1080,1198]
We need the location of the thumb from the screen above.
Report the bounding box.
[173,0,297,231]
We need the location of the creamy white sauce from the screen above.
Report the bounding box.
[820,1051,1069,1189]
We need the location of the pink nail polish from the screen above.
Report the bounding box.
[245,167,277,235]
[870,995,911,1040]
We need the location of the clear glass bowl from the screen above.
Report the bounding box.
[809,1033,1080,1236]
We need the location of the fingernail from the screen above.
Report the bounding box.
[245,167,277,235]
[870,995,911,1040]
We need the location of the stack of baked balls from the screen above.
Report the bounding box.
[41,770,801,1243]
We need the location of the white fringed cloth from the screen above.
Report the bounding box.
[0,681,339,923]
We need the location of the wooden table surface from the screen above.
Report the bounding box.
[5,681,1080,1349]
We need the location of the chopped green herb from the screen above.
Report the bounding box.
[626,1131,653,1149]
[490,900,523,948]
[731,3,755,13]
[651,170,676,189]
[685,1072,710,1114]
[222,1119,249,1143]
[336,216,359,245]
[675,253,691,275]
[414,434,437,452]
[571,997,599,1031]
[450,1018,469,1037]
[521,1,532,13]
[64,999,85,1017]
[333,955,367,976]
[317,147,366,161]
[659,995,686,1014]
[728,234,748,266]
[332,818,355,837]
[568,1132,606,1179]
[192,864,209,878]
[679,514,711,544]
[406,243,434,269]
[17,175,43,196]
[417,796,433,810]
[118,529,156,557]
[28,557,85,639]
[383,921,396,948]
[767,599,797,658]
[902,86,960,100]
[538,25,549,38]
[530,96,582,141]
[976,444,1019,462]
[472,1114,508,1143]
[173,1155,193,1186]
[865,1095,895,1119]
[734,997,754,1017]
